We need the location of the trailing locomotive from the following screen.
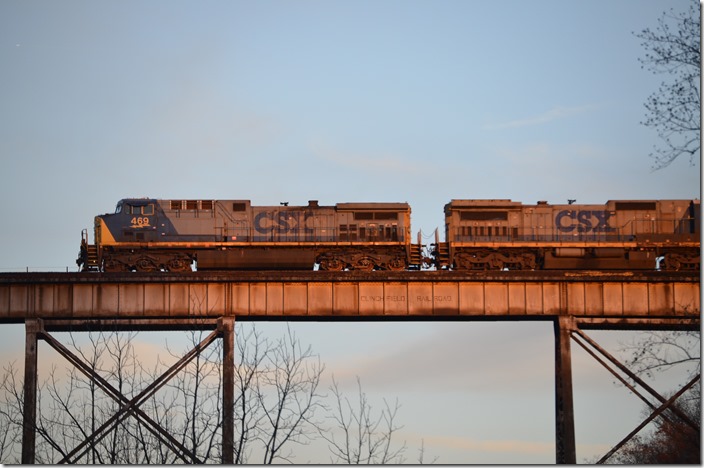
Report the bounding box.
[77,198,700,272]
[436,199,700,270]
[77,198,421,272]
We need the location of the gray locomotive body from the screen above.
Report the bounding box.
[438,199,700,270]
[78,199,418,272]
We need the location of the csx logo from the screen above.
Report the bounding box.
[254,211,314,234]
[555,210,616,233]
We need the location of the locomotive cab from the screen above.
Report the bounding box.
[89,198,161,252]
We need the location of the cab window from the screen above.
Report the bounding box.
[127,204,154,215]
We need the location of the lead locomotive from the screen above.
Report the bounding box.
[77,199,417,272]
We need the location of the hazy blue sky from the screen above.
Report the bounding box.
[0,0,700,463]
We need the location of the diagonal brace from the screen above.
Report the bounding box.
[596,374,700,464]
[57,328,220,464]
[571,332,671,421]
[571,328,699,432]
[40,330,201,463]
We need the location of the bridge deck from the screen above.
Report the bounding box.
[0,271,698,328]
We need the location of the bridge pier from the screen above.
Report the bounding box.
[21,319,40,464]
[554,316,576,464]
[220,316,235,464]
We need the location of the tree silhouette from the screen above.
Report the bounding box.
[606,385,700,464]
[0,326,431,464]
[635,1,700,169]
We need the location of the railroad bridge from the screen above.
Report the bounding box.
[0,270,699,464]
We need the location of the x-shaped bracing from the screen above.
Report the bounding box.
[570,328,700,464]
[29,321,224,464]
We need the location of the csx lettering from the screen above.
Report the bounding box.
[254,211,314,234]
[555,210,615,233]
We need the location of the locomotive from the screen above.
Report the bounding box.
[77,198,421,272]
[77,198,700,272]
[436,199,700,271]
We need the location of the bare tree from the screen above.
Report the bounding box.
[162,329,224,463]
[232,325,269,464]
[257,325,326,464]
[1,325,428,464]
[321,376,407,464]
[621,330,700,380]
[0,362,24,463]
[635,0,700,169]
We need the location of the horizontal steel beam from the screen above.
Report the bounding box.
[0,271,698,326]
[0,270,697,284]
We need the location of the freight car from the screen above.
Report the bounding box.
[435,199,700,270]
[77,198,422,272]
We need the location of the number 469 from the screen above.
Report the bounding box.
[131,217,150,226]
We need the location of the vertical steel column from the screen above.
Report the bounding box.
[220,317,235,464]
[554,316,576,464]
[21,319,41,464]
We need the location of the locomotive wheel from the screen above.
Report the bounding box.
[353,257,375,271]
[487,254,505,270]
[135,257,158,272]
[320,258,344,271]
[387,258,407,271]
[662,252,700,271]
[167,257,191,272]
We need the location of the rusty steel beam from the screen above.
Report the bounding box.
[554,316,576,464]
[40,318,220,332]
[574,316,699,331]
[21,319,40,464]
[0,270,697,283]
[220,317,235,464]
[0,271,698,322]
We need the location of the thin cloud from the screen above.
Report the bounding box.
[483,104,602,130]
[328,322,554,393]
[423,435,554,455]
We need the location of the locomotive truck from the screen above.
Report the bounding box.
[77,198,700,272]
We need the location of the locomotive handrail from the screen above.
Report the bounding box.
[616,215,698,236]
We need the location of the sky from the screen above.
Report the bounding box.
[0,0,701,464]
